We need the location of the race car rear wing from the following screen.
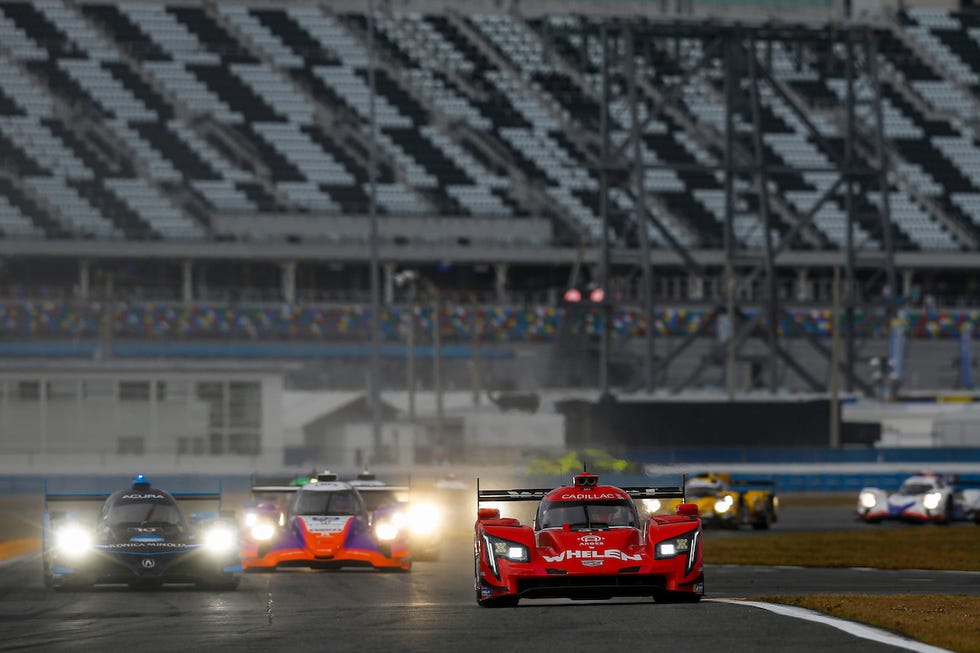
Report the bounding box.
[250,484,300,494]
[44,482,224,510]
[477,480,687,503]
[354,486,410,493]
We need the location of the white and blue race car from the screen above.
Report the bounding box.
[857,473,980,524]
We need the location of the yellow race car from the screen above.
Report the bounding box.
[640,473,778,530]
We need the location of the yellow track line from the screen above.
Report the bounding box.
[0,538,41,560]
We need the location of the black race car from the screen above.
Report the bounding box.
[42,474,241,590]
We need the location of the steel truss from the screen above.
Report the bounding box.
[558,20,897,396]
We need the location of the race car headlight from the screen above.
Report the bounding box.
[375,521,400,541]
[244,512,259,527]
[250,523,275,541]
[655,533,693,559]
[859,491,877,509]
[642,498,661,513]
[55,525,92,558]
[204,525,237,554]
[407,503,441,536]
[923,491,943,511]
[481,533,529,578]
[714,496,734,514]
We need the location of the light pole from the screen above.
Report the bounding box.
[394,269,419,423]
[366,0,382,458]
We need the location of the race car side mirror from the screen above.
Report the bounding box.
[477,508,501,520]
[677,503,699,517]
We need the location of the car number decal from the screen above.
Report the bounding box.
[300,516,351,534]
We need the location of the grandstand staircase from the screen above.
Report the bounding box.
[205,2,405,213]
[882,17,980,131]
[0,175,65,239]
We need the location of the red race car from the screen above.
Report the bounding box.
[474,472,703,607]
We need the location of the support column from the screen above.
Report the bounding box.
[78,260,91,300]
[902,269,913,299]
[494,263,508,304]
[795,267,810,302]
[384,263,396,305]
[181,260,193,303]
[280,261,296,304]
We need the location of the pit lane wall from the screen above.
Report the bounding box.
[2,447,979,495]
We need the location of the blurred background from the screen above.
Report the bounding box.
[1,0,979,489]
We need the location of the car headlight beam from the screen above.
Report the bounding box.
[204,525,237,554]
[923,491,943,511]
[859,491,877,509]
[250,523,275,541]
[642,498,661,513]
[407,503,441,536]
[375,522,400,541]
[712,495,734,514]
[55,525,92,558]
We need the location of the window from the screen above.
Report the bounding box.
[196,382,225,428]
[83,379,115,399]
[117,436,145,454]
[177,437,205,455]
[159,380,190,401]
[229,382,261,429]
[119,381,150,401]
[46,380,79,399]
[228,432,259,455]
[16,381,40,400]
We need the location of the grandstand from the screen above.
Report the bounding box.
[0,0,979,395]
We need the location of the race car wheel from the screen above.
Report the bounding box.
[937,498,953,526]
[751,511,771,530]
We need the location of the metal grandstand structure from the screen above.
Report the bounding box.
[568,19,897,398]
[2,1,980,401]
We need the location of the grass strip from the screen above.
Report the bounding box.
[705,527,980,571]
[758,594,980,653]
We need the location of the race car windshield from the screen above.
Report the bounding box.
[293,490,362,516]
[538,499,637,529]
[107,502,182,526]
[898,482,933,495]
[358,489,405,512]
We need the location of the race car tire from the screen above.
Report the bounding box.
[751,512,771,530]
[937,498,953,526]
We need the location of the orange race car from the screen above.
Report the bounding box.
[240,472,410,572]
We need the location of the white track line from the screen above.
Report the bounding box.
[710,599,951,653]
